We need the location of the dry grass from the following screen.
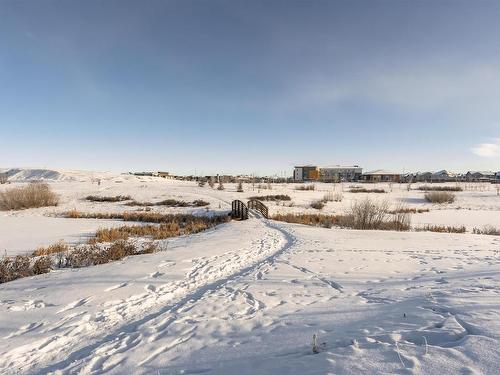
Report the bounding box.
[415,225,466,233]
[0,182,59,210]
[249,195,291,201]
[61,210,229,226]
[0,255,53,283]
[424,191,455,204]
[473,225,500,235]
[389,207,429,214]
[418,185,462,192]
[349,187,386,193]
[33,241,69,256]
[86,195,131,202]
[1,239,160,283]
[272,213,345,228]
[273,199,411,231]
[295,184,315,191]
[310,200,325,210]
[65,241,159,268]
[125,199,209,207]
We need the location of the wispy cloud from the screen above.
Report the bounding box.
[471,138,500,158]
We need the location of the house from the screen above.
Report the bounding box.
[293,165,363,182]
[465,171,496,181]
[157,171,170,178]
[293,166,320,181]
[431,170,457,182]
[361,170,401,183]
[414,172,433,182]
[319,165,363,182]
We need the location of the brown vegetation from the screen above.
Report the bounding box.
[424,191,455,204]
[310,200,325,210]
[61,210,229,225]
[415,225,466,233]
[33,241,69,256]
[0,182,59,210]
[86,195,131,202]
[273,199,411,231]
[349,187,386,193]
[249,195,291,201]
[295,184,315,191]
[418,185,462,192]
[473,225,500,235]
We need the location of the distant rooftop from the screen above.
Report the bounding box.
[363,169,401,175]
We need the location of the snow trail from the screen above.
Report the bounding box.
[1,219,297,374]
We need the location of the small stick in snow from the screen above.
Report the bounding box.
[312,334,320,354]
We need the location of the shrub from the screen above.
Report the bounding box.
[272,213,344,228]
[208,177,215,188]
[310,200,325,210]
[67,241,159,268]
[237,181,244,192]
[126,199,208,207]
[348,187,386,193]
[0,255,35,283]
[198,180,206,187]
[0,182,59,210]
[424,191,455,204]
[418,185,462,192]
[249,195,291,201]
[0,173,7,184]
[32,256,52,275]
[86,195,131,202]
[33,241,69,256]
[389,207,429,214]
[473,225,500,235]
[61,210,230,227]
[193,200,209,207]
[295,184,315,191]
[217,182,225,191]
[273,199,410,231]
[345,199,389,229]
[415,225,466,233]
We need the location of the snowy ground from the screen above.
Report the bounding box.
[0,170,499,374]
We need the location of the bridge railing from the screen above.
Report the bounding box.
[248,199,269,219]
[231,200,249,220]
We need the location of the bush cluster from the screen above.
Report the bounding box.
[348,187,386,193]
[415,225,466,233]
[424,191,455,204]
[418,185,462,192]
[0,183,59,210]
[295,184,315,191]
[249,195,291,201]
[86,195,131,202]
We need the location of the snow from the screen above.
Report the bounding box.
[0,172,499,374]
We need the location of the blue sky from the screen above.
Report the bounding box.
[1,0,499,175]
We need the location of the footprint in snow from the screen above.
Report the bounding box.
[105,282,129,292]
[57,297,92,314]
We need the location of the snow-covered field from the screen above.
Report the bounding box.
[0,169,499,374]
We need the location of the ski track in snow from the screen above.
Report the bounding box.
[0,220,298,374]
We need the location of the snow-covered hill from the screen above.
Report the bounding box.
[0,168,118,182]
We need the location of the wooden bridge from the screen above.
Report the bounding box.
[231,199,268,220]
